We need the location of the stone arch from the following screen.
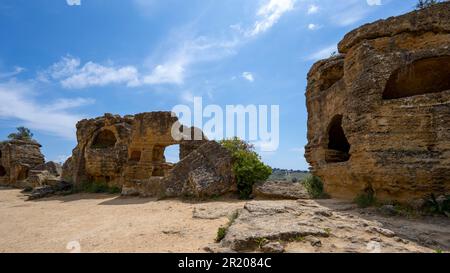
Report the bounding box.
[383,56,450,100]
[326,115,350,163]
[0,165,6,177]
[91,130,117,149]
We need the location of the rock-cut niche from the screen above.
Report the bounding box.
[383,56,450,100]
[91,130,117,149]
[326,115,351,163]
[0,165,6,177]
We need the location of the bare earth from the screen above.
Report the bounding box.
[0,188,448,253]
[0,188,245,253]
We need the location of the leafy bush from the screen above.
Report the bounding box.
[303,175,326,199]
[8,127,34,141]
[220,138,272,199]
[354,192,377,208]
[423,194,450,216]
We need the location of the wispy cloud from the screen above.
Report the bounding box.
[249,0,296,36]
[242,72,255,82]
[39,56,140,89]
[0,66,25,79]
[0,80,93,139]
[66,0,81,6]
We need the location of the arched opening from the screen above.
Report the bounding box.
[92,130,117,149]
[17,167,29,181]
[0,165,6,177]
[164,144,180,164]
[129,150,141,162]
[383,56,450,100]
[326,115,350,163]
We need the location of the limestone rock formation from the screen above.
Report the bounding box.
[209,200,447,253]
[0,140,45,187]
[305,2,450,202]
[252,180,309,200]
[64,111,236,198]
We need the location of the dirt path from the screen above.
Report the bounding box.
[0,188,245,253]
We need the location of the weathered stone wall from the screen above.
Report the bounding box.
[0,140,45,186]
[305,3,450,202]
[63,111,236,197]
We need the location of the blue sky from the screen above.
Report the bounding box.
[0,0,415,170]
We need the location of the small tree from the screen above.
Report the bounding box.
[8,127,34,141]
[416,0,441,9]
[220,137,272,199]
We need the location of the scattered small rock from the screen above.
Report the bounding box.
[261,242,285,253]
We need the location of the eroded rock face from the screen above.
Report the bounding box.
[305,3,450,202]
[0,140,45,187]
[64,112,235,198]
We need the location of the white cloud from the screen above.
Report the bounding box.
[249,0,296,36]
[0,81,93,139]
[0,66,25,79]
[367,0,381,6]
[307,23,319,30]
[41,56,140,89]
[307,44,337,61]
[307,4,319,14]
[242,72,255,82]
[66,0,81,6]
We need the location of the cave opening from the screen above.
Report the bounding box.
[92,130,117,149]
[0,165,6,177]
[326,115,351,163]
[383,56,450,100]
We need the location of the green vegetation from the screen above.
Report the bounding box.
[303,175,327,199]
[354,191,377,208]
[416,0,443,9]
[220,138,272,199]
[8,127,34,141]
[423,194,450,216]
[254,237,269,249]
[215,210,239,242]
[268,168,309,182]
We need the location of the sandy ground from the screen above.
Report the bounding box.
[1,188,448,253]
[0,188,245,253]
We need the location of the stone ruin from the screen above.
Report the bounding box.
[305,2,450,203]
[0,140,45,187]
[62,112,236,198]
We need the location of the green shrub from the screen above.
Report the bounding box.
[215,210,239,242]
[303,175,326,199]
[423,194,450,216]
[220,138,272,199]
[354,192,377,208]
[8,127,34,141]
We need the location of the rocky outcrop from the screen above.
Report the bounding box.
[305,2,450,203]
[0,140,45,187]
[252,181,309,200]
[64,112,236,198]
[208,200,448,253]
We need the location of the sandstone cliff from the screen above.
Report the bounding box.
[305,2,450,202]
